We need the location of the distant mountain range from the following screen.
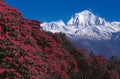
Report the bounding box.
[41,10,120,58]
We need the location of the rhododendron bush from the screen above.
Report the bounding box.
[0,1,120,79]
[0,1,79,79]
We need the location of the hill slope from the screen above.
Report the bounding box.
[0,1,79,78]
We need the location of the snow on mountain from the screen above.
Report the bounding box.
[67,10,106,27]
[42,10,120,40]
[41,20,68,33]
[41,10,120,57]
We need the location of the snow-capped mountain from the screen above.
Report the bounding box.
[41,20,68,33]
[41,10,120,57]
[67,10,106,27]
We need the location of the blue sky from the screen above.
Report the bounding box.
[4,0,120,23]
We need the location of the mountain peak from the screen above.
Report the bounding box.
[67,10,106,27]
[47,20,65,27]
[74,10,94,18]
[55,20,65,26]
[42,10,120,58]
[80,10,93,16]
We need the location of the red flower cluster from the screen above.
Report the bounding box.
[0,1,79,79]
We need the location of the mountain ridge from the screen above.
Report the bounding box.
[42,10,120,40]
[42,10,120,57]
